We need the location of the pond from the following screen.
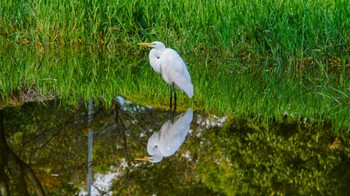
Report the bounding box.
[1,0,350,194]
[1,97,349,195]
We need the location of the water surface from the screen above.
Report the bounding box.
[1,98,349,195]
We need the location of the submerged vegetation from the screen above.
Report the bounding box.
[1,0,350,130]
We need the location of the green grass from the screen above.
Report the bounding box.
[0,45,349,131]
[1,0,349,68]
[0,0,350,130]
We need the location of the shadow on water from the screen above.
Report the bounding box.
[1,98,350,195]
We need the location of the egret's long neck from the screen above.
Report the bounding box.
[149,49,163,73]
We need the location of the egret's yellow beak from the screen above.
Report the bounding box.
[135,157,150,161]
[137,42,152,46]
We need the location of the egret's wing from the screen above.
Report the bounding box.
[159,120,173,134]
[160,49,193,97]
[166,109,193,138]
[158,109,193,157]
[156,121,172,155]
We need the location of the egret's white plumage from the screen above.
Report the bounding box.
[138,41,193,98]
[136,108,193,163]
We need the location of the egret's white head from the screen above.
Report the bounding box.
[138,41,166,51]
[149,41,166,50]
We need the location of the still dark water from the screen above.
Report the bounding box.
[1,97,349,195]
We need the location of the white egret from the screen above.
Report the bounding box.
[138,41,193,108]
[135,108,193,163]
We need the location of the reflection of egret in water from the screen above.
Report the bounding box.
[136,108,193,163]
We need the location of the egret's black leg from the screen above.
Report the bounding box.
[173,83,177,110]
[169,85,173,109]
